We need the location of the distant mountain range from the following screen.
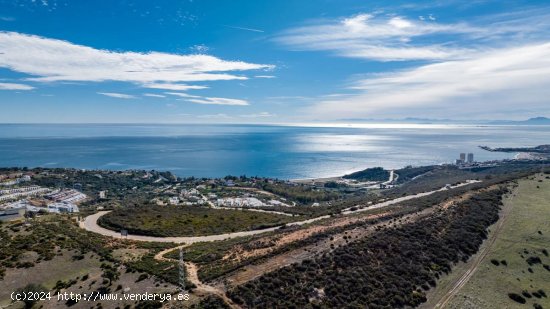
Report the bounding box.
[485,117,550,125]
[338,117,550,125]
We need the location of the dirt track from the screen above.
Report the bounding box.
[223,187,482,287]
[431,185,515,308]
[154,246,241,309]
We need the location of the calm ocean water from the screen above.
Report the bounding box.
[0,124,548,179]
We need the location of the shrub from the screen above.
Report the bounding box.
[508,293,526,304]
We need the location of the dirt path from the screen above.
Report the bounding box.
[155,246,241,309]
[431,186,515,309]
[224,187,486,287]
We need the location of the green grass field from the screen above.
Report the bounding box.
[447,174,550,309]
[99,206,296,237]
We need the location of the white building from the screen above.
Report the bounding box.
[0,186,50,202]
[217,197,264,207]
[46,189,87,204]
[268,199,291,207]
[169,196,180,205]
[181,188,200,197]
[47,202,79,213]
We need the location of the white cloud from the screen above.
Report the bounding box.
[275,13,477,61]
[0,82,34,90]
[187,97,249,106]
[143,93,166,98]
[224,25,264,33]
[143,83,208,91]
[274,11,550,61]
[164,92,248,105]
[0,32,274,84]
[190,44,210,53]
[309,43,550,119]
[97,92,137,99]
[165,92,201,98]
[255,75,276,79]
[240,112,275,118]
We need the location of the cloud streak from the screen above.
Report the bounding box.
[166,92,249,105]
[224,25,264,33]
[187,97,249,106]
[274,11,550,61]
[143,93,166,98]
[275,13,476,61]
[143,83,208,91]
[310,43,550,119]
[0,32,273,84]
[0,82,35,90]
[97,92,137,99]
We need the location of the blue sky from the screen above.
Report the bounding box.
[0,0,549,123]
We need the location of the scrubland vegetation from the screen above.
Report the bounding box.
[228,188,506,308]
[99,206,296,237]
[343,167,390,181]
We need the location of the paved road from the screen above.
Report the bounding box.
[80,180,480,244]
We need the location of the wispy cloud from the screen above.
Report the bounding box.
[143,83,208,91]
[187,97,248,106]
[224,25,264,33]
[0,82,35,90]
[310,43,550,119]
[0,32,274,84]
[165,92,249,105]
[97,92,137,99]
[275,13,474,61]
[255,75,276,79]
[274,11,550,61]
[165,92,201,98]
[0,16,15,22]
[190,44,210,53]
[143,93,166,98]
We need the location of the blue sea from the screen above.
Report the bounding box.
[0,124,548,179]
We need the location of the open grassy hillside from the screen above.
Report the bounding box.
[447,174,550,308]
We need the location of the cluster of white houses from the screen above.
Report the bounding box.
[216,197,290,208]
[45,189,87,204]
[0,182,86,221]
[0,186,50,202]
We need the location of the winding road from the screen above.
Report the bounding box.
[80,180,480,244]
